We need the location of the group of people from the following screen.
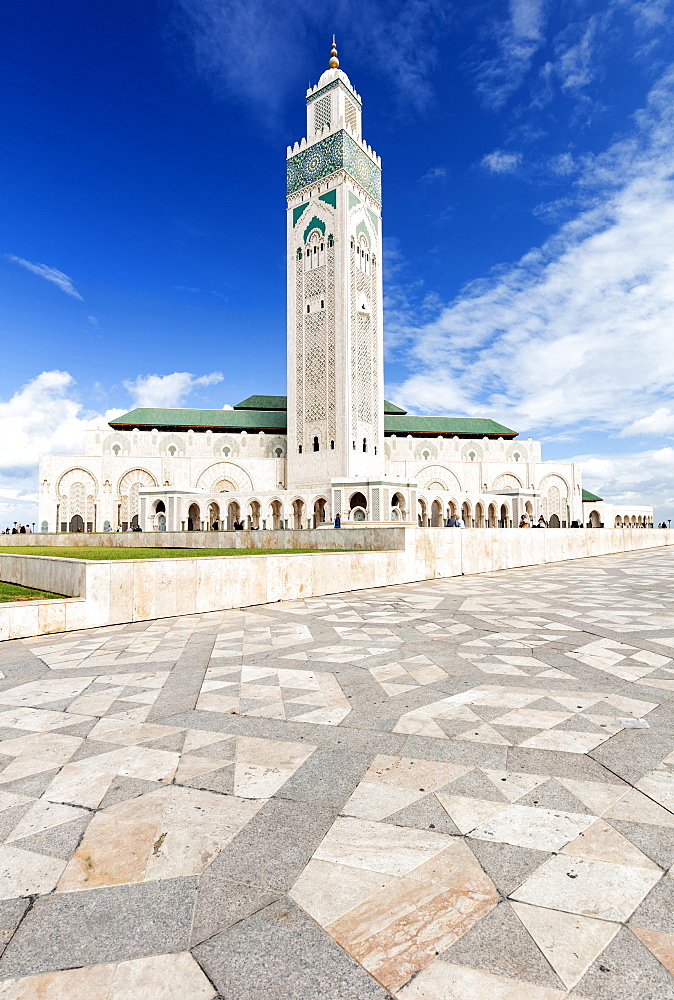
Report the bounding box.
[445,514,465,528]
[520,515,549,528]
[3,524,30,534]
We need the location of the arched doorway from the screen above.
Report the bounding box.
[549,513,561,528]
[488,503,496,527]
[249,500,261,529]
[314,498,327,526]
[431,500,443,527]
[271,499,283,529]
[614,516,623,527]
[349,492,367,522]
[446,500,457,521]
[69,514,84,533]
[157,514,166,531]
[418,498,427,526]
[589,510,601,527]
[293,498,305,529]
[227,501,240,530]
[391,492,406,521]
[187,503,200,531]
[499,504,509,528]
[475,502,485,527]
[525,501,533,521]
[462,501,472,527]
[209,502,220,530]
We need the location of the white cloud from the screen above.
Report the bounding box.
[389,66,674,440]
[473,0,547,109]
[621,407,674,436]
[0,370,121,496]
[123,371,223,408]
[554,16,601,92]
[421,166,447,183]
[4,255,83,300]
[481,150,522,174]
[87,315,99,326]
[572,446,674,519]
[549,152,579,176]
[0,372,123,528]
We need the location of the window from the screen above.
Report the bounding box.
[313,436,319,452]
[513,452,520,462]
[330,440,334,449]
[222,446,230,456]
[352,441,356,450]
[363,438,367,452]
[306,304,310,313]
[112,444,121,456]
[320,299,324,309]
[274,447,283,458]
[168,445,176,456]
[327,234,334,247]
[468,451,476,461]
[298,445,303,454]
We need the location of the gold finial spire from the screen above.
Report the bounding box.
[329,36,339,69]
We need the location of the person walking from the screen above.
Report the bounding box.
[334,514,341,528]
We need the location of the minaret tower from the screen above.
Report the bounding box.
[286,40,384,492]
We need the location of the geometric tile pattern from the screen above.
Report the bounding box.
[0,545,673,997]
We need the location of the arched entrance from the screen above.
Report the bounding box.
[475,502,485,527]
[418,498,427,526]
[589,509,601,528]
[187,503,200,531]
[488,503,496,527]
[293,498,305,529]
[462,501,472,527]
[499,504,509,528]
[69,514,84,533]
[431,500,443,527]
[271,500,283,529]
[209,502,220,530]
[349,492,367,522]
[447,500,457,521]
[391,492,406,521]
[314,498,327,526]
[157,514,166,531]
[249,500,261,529]
[549,513,561,528]
[227,501,240,530]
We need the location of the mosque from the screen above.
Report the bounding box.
[38,44,653,534]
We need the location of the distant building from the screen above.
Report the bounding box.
[38,45,653,533]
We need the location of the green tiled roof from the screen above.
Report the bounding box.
[384,414,517,438]
[233,395,287,410]
[109,400,518,438]
[108,407,287,432]
[582,489,604,503]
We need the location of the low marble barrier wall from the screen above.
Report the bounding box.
[0,528,672,641]
[0,528,407,552]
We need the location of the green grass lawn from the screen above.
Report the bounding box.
[0,581,65,602]
[0,546,341,560]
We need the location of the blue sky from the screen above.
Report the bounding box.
[2,0,674,524]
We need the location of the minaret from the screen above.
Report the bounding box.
[286,41,384,490]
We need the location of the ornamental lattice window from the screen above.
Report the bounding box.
[313,95,331,135]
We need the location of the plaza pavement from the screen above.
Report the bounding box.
[0,546,672,998]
